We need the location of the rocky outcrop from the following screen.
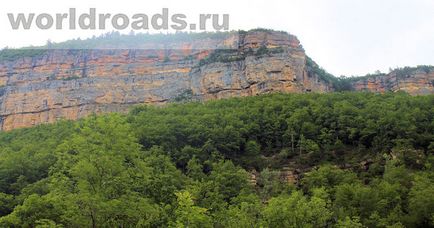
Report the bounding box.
[0,30,432,131]
[0,30,333,131]
[350,67,434,95]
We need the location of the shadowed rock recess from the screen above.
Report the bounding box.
[0,30,433,131]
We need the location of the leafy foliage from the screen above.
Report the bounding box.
[0,92,433,227]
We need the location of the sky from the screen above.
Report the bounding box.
[0,0,433,76]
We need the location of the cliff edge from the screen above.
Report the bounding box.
[0,30,432,131]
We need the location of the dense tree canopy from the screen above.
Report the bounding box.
[0,92,433,227]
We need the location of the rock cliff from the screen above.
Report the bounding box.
[349,67,434,95]
[0,30,432,131]
[0,30,333,131]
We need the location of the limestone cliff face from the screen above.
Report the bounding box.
[1,30,432,131]
[0,31,332,131]
[350,68,434,95]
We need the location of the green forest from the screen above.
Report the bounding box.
[0,92,433,227]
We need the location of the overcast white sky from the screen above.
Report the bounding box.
[1,0,433,76]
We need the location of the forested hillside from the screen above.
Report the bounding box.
[0,92,433,227]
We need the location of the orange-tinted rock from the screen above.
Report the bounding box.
[5,31,431,131]
[351,69,434,95]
